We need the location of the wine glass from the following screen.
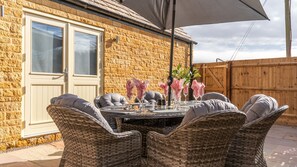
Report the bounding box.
[183,84,189,104]
[161,94,167,109]
[136,92,146,112]
[193,91,201,103]
[183,91,188,104]
[125,94,133,110]
[173,90,181,110]
[163,93,167,101]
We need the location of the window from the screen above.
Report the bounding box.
[32,22,63,73]
[74,31,98,75]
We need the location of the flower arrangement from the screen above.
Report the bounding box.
[172,64,201,85]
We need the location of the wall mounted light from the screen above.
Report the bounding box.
[114,36,120,43]
[175,41,179,47]
[1,6,4,17]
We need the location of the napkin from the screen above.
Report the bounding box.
[159,82,169,97]
[183,83,189,95]
[133,78,149,100]
[170,78,184,100]
[191,80,205,98]
[126,79,134,100]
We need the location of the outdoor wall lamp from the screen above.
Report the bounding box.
[1,5,4,17]
[114,36,120,43]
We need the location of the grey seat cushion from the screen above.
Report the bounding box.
[51,94,113,132]
[180,99,238,126]
[97,93,128,108]
[135,91,163,104]
[201,92,230,102]
[241,94,278,123]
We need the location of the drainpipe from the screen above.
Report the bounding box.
[285,0,292,57]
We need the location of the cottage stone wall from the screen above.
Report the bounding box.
[0,0,24,151]
[0,0,190,151]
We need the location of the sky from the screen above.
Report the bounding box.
[183,0,296,63]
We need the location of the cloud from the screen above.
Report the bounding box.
[193,49,289,63]
[184,0,296,63]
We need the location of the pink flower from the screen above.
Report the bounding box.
[183,83,189,95]
[133,78,149,100]
[170,78,184,100]
[191,80,205,98]
[126,80,134,100]
[159,82,169,97]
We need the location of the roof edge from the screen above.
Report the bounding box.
[62,0,197,44]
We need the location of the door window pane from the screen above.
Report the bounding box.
[74,31,97,75]
[32,22,63,73]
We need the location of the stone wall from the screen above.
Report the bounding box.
[0,0,23,151]
[0,0,190,151]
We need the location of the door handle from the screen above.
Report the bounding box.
[64,68,68,81]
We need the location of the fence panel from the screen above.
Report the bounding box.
[194,62,230,98]
[194,57,297,126]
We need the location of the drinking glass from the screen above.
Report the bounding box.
[183,92,188,104]
[193,93,201,103]
[173,90,181,110]
[136,92,146,112]
[125,95,133,110]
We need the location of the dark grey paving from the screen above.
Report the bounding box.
[264,125,297,167]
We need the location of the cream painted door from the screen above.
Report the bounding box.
[68,26,103,103]
[23,13,103,137]
[23,14,66,137]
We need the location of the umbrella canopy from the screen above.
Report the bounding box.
[119,0,268,29]
[119,0,269,104]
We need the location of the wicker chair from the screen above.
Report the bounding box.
[146,110,246,167]
[135,91,163,104]
[94,93,128,129]
[225,105,288,167]
[47,97,142,167]
[201,92,230,102]
[94,93,128,108]
[121,117,183,156]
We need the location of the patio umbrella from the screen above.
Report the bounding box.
[119,0,269,105]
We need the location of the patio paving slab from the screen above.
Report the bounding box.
[0,142,63,167]
[0,125,296,167]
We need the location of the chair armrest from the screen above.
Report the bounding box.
[114,130,142,140]
[147,131,167,140]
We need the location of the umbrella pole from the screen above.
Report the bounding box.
[168,0,177,106]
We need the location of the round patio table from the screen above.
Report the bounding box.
[100,103,194,157]
[100,107,188,119]
[99,100,196,119]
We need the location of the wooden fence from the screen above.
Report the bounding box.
[194,57,297,126]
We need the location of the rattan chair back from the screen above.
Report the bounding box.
[94,93,127,108]
[201,92,231,102]
[47,105,142,167]
[146,110,246,167]
[225,105,289,167]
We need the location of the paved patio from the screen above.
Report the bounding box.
[0,125,296,167]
